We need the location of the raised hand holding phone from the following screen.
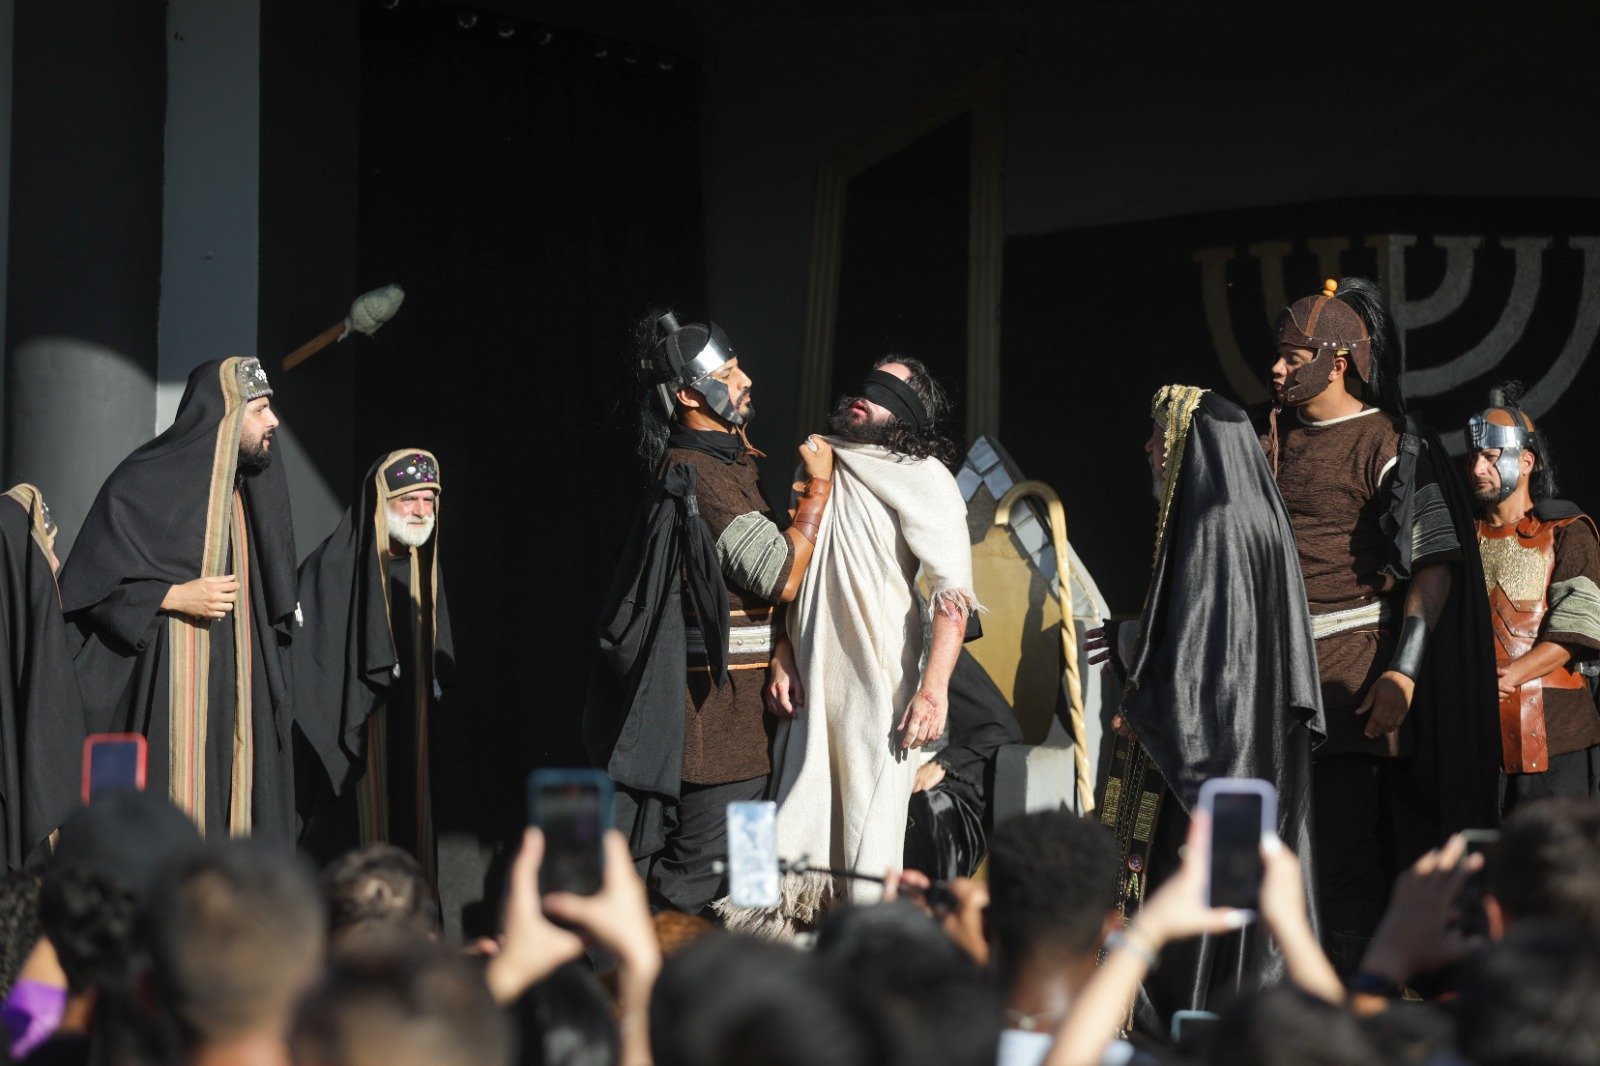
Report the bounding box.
[526,769,612,897]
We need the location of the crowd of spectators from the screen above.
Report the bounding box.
[2,789,1599,1066]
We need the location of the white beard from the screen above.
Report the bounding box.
[387,512,435,548]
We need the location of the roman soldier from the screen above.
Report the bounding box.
[585,312,833,915]
[1468,385,1600,809]
[1259,277,1498,968]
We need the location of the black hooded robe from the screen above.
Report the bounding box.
[294,451,453,882]
[1101,392,1325,1032]
[0,486,86,868]
[58,359,299,841]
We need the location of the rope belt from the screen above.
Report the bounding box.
[1311,600,1391,641]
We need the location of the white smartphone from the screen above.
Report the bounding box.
[1196,777,1276,912]
[726,801,780,908]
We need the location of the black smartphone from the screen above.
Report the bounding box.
[81,733,148,805]
[1171,1010,1221,1059]
[527,769,612,896]
[1456,828,1500,939]
[1199,778,1275,911]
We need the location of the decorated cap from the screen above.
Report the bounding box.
[235,357,274,401]
[1276,279,1373,383]
[382,450,441,499]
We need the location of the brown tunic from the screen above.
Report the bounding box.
[1479,512,1600,757]
[1264,408,1460,758]
[671,446,795,786]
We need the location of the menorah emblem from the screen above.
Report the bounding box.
[1195,235,1600,452]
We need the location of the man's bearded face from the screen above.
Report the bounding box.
[1145,419,1167,502]
[828,394,896,445]
[386,490,437,548]
[238,397,278,474]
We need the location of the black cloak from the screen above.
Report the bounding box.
[1386,416,1501,859]
[1110,391,1325,1028]
[583,462,728,861]
[0,487,85,868]
[295,452,454,795]
[59,358,299,840]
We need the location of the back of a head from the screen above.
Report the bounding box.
[514,961,618,1066]
[986,810,1118,985]
[293,939,513,1066]
[1489,797,1600,934]
[1332,276,1405,416]
[0,871,42,998]
[1457,920,1600,1066]
[1209,987,1376,1066]
[322,844,441,952]
[651,934,895,1066]
[144,840,325,1046]
[815,902,1000,1066]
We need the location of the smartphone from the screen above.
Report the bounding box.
[81,734,148,805]
[1456,828,1500,939]
[1197,777,1276,911]
[726,801,780,908]
[1170,1010,1221,1058]
[527,769,613,897]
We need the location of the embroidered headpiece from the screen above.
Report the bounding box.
[382,451,441,498]
[236,357,274,401]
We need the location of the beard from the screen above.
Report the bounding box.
[387,511,435,548]
[238,437,273,474]
[1473,484,1504,505]
[828,396,895,445]
[1151,470,1164,503]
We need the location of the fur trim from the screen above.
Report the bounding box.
[710,870,838,940]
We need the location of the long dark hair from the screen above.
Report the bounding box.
[831,355,958,467]
[1334,276,1406,417]
[1495,380,1560,502]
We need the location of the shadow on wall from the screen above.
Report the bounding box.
[5,336,156,558]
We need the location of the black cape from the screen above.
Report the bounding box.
[583,462,727,861]
[294,453,454,796]
[1385,416,1501,860]
[59,359,299,839]
[1120,392,1325,1026]
[0,488,85,868]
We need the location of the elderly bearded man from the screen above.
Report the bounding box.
[296,451,452,883]
[1467,384,1600,811]
[62,358,300,839]
[745,356,977,933]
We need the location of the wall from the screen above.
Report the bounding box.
[699,1,1600,508]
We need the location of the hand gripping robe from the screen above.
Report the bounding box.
[0,486,85,867]
[59,358,299,840]
[769,441,979,926]
[295,451,452,881]
[1101,388,1324,1031]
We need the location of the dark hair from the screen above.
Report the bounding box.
[1334,277,1406,417]
[650,934,895,1066]
[513,961,619,1066]
[830,355,958,467]
[1490,380,1559,502]
[322,843,442,950]
[1457,920,1600,1066]
[631,308,676,469]
[294,940,515,1066]
[0,871,42,999]
[986,810,1118,986]
[814,902,1000,1066]
[1489,797,1600,934]
[145,841,325,1045]
[38,867,137,995]
[1208,987,1377,1066]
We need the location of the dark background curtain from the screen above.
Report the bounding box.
[355,0,707,925]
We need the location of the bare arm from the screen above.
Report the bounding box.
[1357,562,1452,738]
[1499,641,1573,696]
[897,608,964,751]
